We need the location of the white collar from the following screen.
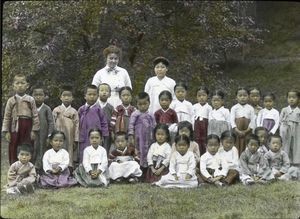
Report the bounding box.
[37,103,45,112]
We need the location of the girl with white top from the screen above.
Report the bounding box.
[92,45,132,108]
[256,92,280,135]
[208,90,231,137]
[144,56,176,114]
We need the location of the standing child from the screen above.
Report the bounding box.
[108,132,142,183]
[98,83,114,153]
[249,87,262,116]
[74,129,109,187]
[144,56,176,114]
[239,134,273,185]
[78,85,109,163]
[145,124,172,183]
[32,86,54,173]
[40,130,77,188]
[208,90,231,137]
[230,87,256,156]
[264,135,298,180]
[154,90,178,137]
[154,135,198,188]
[280,89,300,168]
[255,127,269,155]
[198,134,229,187]
[53,86,79,170]
[128,92,156,173]
[170,82,194,125]
[193,86,212,155]
[6,144,37,194]
[2,74,40,165]
[110,86,136,136]
[171,121,201,164]
[256,92,280,135]
[218,131,240,185]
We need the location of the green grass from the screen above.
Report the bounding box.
[1,140,300,219]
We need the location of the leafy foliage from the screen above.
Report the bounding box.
[2,1,263,108]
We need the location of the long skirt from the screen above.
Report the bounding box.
[194,118,208,156]
[9,118,33,165]
[74,164,108,187]
[263,119,275,133]
[40,168,77,188]
[145,161,169,183]
[108,161,142,180]
[155,173,198,188]
[208,120,230,138]
[234,117,250,156]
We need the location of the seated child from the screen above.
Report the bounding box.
[154,135,198,188]
[255,127,269,155]
[6,144,37,194]
[239,134,274,185]
[74,128,108,187]
[198,134,229,187]
[145,124,172,183]
[264,135,299,180]
[40,130,77,188]
[218,131,239,185]
[108,132,142,183]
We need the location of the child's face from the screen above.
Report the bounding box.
[98,85,111,102]
[249,89,260,106]
[178,127,191,138]
[85,88,98,105]
[155,128,168,145]
[50,134,65,151]
[120,89,132,106]
[18,150,31,164]
[154,62,168,79]
[207,138,220,155]
[32,89,45,106]
[263,96,274,110]
[176,140,189,155]
[159,94,171,110]
[211,95,223,110]
[247,139,259,154]
[175,86,187,101]
[256,130,267,146]
[60,91,73,107]
[197,90,208,105]
[287,92,298,107]
[106,53,119,68]
[137,98,150,113]
[222,137,234,152]
[115,135,127,151]
[89,131,101,147]
[269,137,282,153]
[13,76,29,95]
[236,90,249,105]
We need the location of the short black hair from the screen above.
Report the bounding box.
[177,121,194,140]
[174,81,187,91]
[246,134,259,145]
[60,85,73,96]
[211,90,225,99]
[119,86,133,96]
[268,134,282,144]
[236,87,249,95]
[174,134,190,146]
[17,144,33,155]
[220,130,237,142]
[287,89,300,98]
[85,84,98,94]
[196,86,209,95]
[153,56,169,67]
[137,92,150,102]
[88,128,102,137]
[153,124,170,143]
[263,92,276,101]
[114,131,127,140]
[98,83,111,92]
[207,134,220,144]
[254,126,268,135]
[159,90,172,101]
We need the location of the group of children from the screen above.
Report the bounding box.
[2,56,299,194]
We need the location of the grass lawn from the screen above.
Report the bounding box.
[1,140,300,219]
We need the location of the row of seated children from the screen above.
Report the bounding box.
[6,125,299,194]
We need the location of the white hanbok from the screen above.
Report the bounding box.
[144,76,176,114]
[155,151,198,188]
[170,99,194,125]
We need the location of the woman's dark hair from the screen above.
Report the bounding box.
[49,130,66,141]
[177,121,194,140]
[159,90,172,101]
[211,90,225,99]
[174,81,188,91]
[263,92,276,101]
[174,134,190,147]
[236,87,249,95]
[220,130,237,142]
[153,124,170,143]
[88,128,102,137]
[196,86,209,95]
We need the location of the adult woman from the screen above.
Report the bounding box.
[92,45,132,108]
